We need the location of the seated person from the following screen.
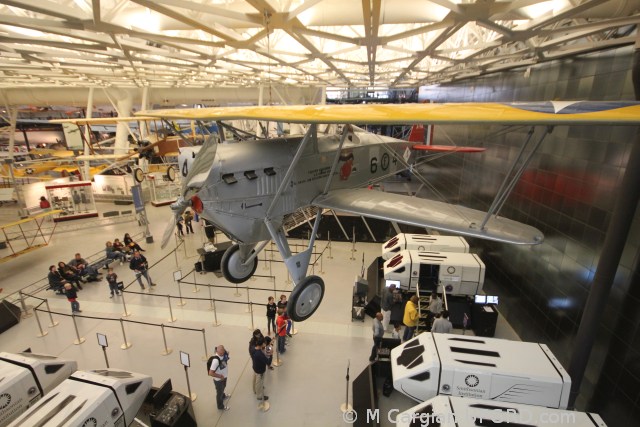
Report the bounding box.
[123,233,144,252]
[47,265,67,294]
[105,241,127,264]
[68,253,101,281]
[57,261,82,290]
[112,238,130,255]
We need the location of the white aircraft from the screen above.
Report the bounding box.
[134,101,639,322]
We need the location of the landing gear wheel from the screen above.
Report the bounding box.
[221,244,258,284]
[133,167,145,183]
[287,275,325,322]
[165,165,176,182]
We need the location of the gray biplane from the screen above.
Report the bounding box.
[138,101,640,322]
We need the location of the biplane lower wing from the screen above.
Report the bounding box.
[313,189,543,245]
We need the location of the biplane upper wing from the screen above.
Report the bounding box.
[313,189,542,245]
[137,101,640,125]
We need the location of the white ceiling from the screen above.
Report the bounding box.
[0,0,638,91]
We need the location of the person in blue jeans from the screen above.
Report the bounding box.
[64,283,81,313]
[105,241,126,264]
[129,250,155,289]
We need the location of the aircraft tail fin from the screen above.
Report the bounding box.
[407,125,425,143]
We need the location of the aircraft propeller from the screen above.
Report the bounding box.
[160,135,219,249]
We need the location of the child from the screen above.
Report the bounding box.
[106,268,120,298]
[264,336,274,370]
[266,296,277,335]
[64,283,81,313]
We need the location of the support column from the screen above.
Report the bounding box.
[83,87,94,181]
[114,90,133,156]
[140,86,149,141]
[256,85,264,138]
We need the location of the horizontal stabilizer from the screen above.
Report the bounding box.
[313,189,543,245]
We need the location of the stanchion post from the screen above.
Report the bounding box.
[192,269,200,293]
[212,299,220,326]
[272,337,282,367]
[272,277,277,298]
[291,319,298,336]
[160,324,172,355]
[18,290,33,319]
[234,283,241,297]
[33,308,48,338]
[262,247,268,270]
[245,286,251,312]
[350,226,356,260]
[207,284,214,310]
[121,291,131,317]
[320,252,325,274]
[249,302,255,330]
[286,270,291,285]
[176,279,186,306]
[167,295,177,323]
[44,299,59,327]
[340,360,353,413]
[71,314,85,345]
[120,319,132,349]
[184,365,197,402]
[328,231,333,259]
[201,329,210,361]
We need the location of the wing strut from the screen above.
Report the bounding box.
[478,126,553,230]
[322,125,350,195]
[265,124,317,219]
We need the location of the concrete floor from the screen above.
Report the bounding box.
[0,201,520,426]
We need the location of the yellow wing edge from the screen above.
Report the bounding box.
[135,102,640,125]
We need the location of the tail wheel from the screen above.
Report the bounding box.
[221,244,258,284]
[287,275,325,322]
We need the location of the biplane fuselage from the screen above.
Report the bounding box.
[193,131,414,244]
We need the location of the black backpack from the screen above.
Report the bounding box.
[207,355,220,375]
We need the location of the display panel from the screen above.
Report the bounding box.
[385,279,401,288]
[474,295,487,304]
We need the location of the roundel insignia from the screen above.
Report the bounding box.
[465,374,479,387]
[82,417,98,427]
[0,393,11,410]
[445,285,453,292]
[447,266,455,274]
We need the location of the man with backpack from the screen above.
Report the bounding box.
[208,345,230,411]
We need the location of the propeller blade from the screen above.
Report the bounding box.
[160,213,178,249]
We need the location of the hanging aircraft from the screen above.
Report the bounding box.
[132,101,639,322]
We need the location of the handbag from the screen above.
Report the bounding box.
[116,281,124,291]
